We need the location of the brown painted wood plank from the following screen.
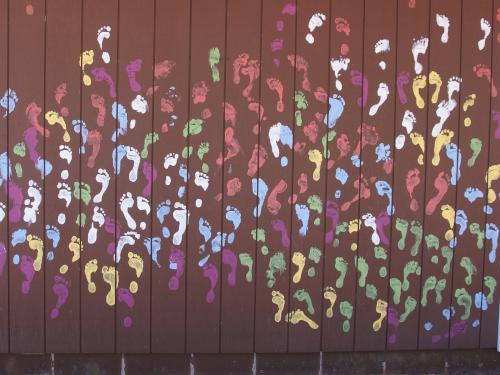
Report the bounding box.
[353,0,397,352]
[80,0,119,353]
[185,0,226,353]
[321,0,364,352]
[449,0,493,349]
[387,0,430,350]
[115,0,154,353]
[8,0,46,353]
[287,0,329,352]
[151,0,190,354]
[417,0,462,350]
[254,0,297,353]
[219,0,262,353]
[480,0,500,349]
[44,0,82,353]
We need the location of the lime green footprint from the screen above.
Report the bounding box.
[399,296,417,323]
[266,252,286,288]
[293,289,314,315]
[334,257,348,288]
[356,256,368,288]
[395,218,408,250]
[339,301,353,333]
[209,47,221,82]
[467,138,482,167]
[239,253,253,282]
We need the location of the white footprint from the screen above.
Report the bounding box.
[59,145,72,165]
[436,14,450,44]
[369,82,389,116]
[330,57,350,91]
[374,39,390,70]
[163,153,179,170]
[56,182,72,208]
[411,37,429,75]
[478,18,491,51]
[125,146,140,183]
[268,123,282,158]
[131,95,148,114]
[172,202,189,246]
[93,168,110,204]
[402,110,416,134]
[305,13,326,44]
[136,196,151,215]
[194,171,209,191]
[362,213,380,246]
[24,180,42,224]
[119,192,136,230]
[432,99,457,137]
[115,231,139,263]
[0,202,5,223]
[395,134,406,150]
[447,76,461,101]
[97,25,111,64]
[88,206,106,245]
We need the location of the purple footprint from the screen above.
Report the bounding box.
[141,161,157,198]
[50,276,69,319]
[222,248,237,286]
[6,182,23,223]
[397,71,410,104]
[168,246,185,291]
[271,219,290,248]
[20,256,35,294]
[91,67,117,99]
[0,242,6,277]
[351,70,368,108]
[203,263,218,303]
[325,201,340,244]
[376,211,391,246]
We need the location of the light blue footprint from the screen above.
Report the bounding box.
[111,102,128,142]
[324,94,345,129]
[156,199,171,224]
[445,143,461,186]
[252,177,268,218]
[113,144,127,174]
[72,120,88,154]
[375,180,394,215]
[295,204,310,237]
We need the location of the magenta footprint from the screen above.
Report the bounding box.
[168,246,185,291]
[91,67,117,99]
[397,71,410,104]
[23,126,40,165]
[387,307,400,345]
[202,263,218,303]
[222,248,237,286]
[325,200,340,244]
[118,287,135,328]
[350,70,368,108]
[50,276,69,319]
[376,211,391,245]
[6,182,23,223]
[141,161,157,198]
[492,110,500,140]
[20,255,35,294]
[126,59,143,93]
[0,242,6,277]
[271,219,290,248]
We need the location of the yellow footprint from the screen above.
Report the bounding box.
[462,93,476,112]
[372,299,388,332]
[127,252,144,278]
[45,111,70,142]
[486,164,500,204]
[292,252,306,284]
[84,259,98,294]
[409,132,425,165]
[348,219,360,234]
[68,236,82,263]
[441,204,455,241]
[102,266,118,306]
[129,281,138,294]
[27,234,43,272]
[285,309,319,330]
[308,149,323,182]
[323,286,337,318]
[271,290,285,322]
[429,70,442,104]
[412,75,427,109]
[79,50,94,86]
[432,129,454,166]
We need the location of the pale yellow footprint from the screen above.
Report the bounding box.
[429,70,442,104]
[432,129,454,166]
[45,111,70,142]
[127,252,144,278]
[348,219,360,234]
[409,132,425,165]
[79,50,94,86]
[372,299,388,332]
[102,265,118,306]
[323,286,337,318]
[271,290,285,322]
[292,252,306,284]
[285,309,319,330]
[463,94,476,127]
[412,75,427,109]
[68,236,82,263]
[27,234,43,272]
[129,281,138,294]
[486,164,500,204]
[308,149,323,182]
[441,204,455,241]
[84,259,98,294]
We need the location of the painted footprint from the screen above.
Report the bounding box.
[271,290,285,322]
[323,286,337,318]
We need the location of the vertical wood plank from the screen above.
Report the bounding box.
[387,0,430,350]
[418,0,462,350]
[480,0,500,348]
[219,0,262,353]
[151,0,190,353]
[44,0,82,352]
[354,0,398,351]
[80,0,119,353]
[185,0,226,353]
[321,0,364,352]
[8,0,46,352]
[287,0,329,352]
[254,0,297,352]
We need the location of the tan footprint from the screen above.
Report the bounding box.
[68,236,82,263]
[292,252,306,284]
[285,309,319,330]
[308,149,323,182]
[84,259,98,294]
[102,265,118,306]
[80,50,94,86]
[412,75,427,109]
[323,286,337,318]
[409,132,425,165]
[486,164,500,204]
[127,251,144,278]
[440,204,455,241]
[432,129,454,166]
[348,219,360,233]
[429,70,442,104]
[45,111,70,142]
[271,290,285,322]
[372,299,388,332]
[27,234,44,272]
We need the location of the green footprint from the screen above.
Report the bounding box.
[266,252,286,288]
[336,222,348,235]
[435,278,446,304]
[294,91,308,127]
[197,142,210,160]
[459,256,477,286]
[141,132,159,159]
[208,47,221,82]
[467,138,482,167]
[181,146,193,159]
[356,256,368,288]
[73,181,91,206]
[409,220,423,256]
[293,289,314,315]
[399,296,417,323]
[454,288,472,320]
[402,261,421,292]
[431,255,439,264]
[374,246,387,260]
[15,163,22,178]
[261,245,269,256]
[251,228,266,242]
[379,266,387,278]
[321,130,336,158]
[308,247,321,264]
[13,142,26,157]
[339,301,353,333]
[389,277,402,304]
[441,246,453,274]
[307,195,323,214]
[182,118,204,137]
[425,234,439,250]
[239,253,253,282]
[76,212,86,227]
[365,283,378,300]
[395,218,409,250]
[469,223,485,248]
[334,257,348,288]
[421,276,437,307]
[484,276,497,304]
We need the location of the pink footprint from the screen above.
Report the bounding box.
[267,179,288,215]
[168,246,185,291]
[203,263,218,303]
[90,94,106,127]
[425,172,449,215]
[397,71,410,104]
[492,110,500,140]
[281,2,296,15]
[50,276,69,319]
